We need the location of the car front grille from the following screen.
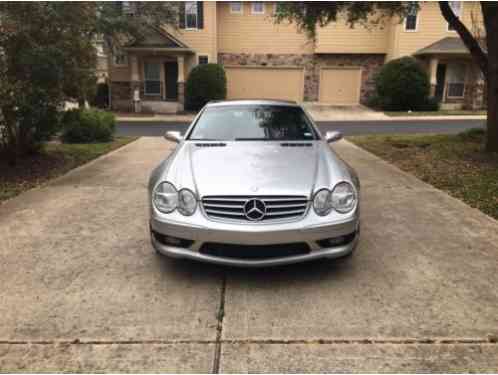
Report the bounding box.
[201,195,308,222]
[199,242,311,259]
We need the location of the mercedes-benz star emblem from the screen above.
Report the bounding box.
[244,199,266,221]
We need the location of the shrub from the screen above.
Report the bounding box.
[458,128,486,142]
[185,63,227,111]
[61,108,115,143]
[418,96,440,112]
[375,57,430,111]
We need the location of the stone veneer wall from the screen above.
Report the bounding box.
[218,53,385,103]
[110,81,132,111]
[463,64,487,110]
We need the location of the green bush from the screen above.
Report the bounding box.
[185,63,227,111]
[418,96,440,112]
[61,108,115,143]
[375,57,430,111]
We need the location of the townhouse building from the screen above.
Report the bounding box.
[108,1,485,113]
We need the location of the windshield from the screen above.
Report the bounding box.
[188,105,318,141]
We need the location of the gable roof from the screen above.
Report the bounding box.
[414,37,471,56]
[125,27,193,52]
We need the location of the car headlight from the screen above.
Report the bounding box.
[178,188,197,216]
[331,182,356,213]
[313,189,333,216]
[153,182,178,213]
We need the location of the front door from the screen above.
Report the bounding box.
[164,61,178,101]
[435,64,447,101]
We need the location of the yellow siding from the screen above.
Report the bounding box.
[168,1,218,65]
[388,2,483,60]
[217,2,313,54]
[315,15,390,54]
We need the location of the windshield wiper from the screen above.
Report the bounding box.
[189,138,221,141]
[234,138,268,141]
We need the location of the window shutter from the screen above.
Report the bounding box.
[197,2,204,29]
[179,2,185,28]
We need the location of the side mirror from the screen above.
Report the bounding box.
[325,131,343,143]
[164,131,183,143]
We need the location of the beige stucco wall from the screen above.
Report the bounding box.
[169,1,218,66]
[387,2,483,60]
[217,2,313,54]
[315,14,390,54]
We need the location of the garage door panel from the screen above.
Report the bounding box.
[320,68,361,104]
[226,67,303,101]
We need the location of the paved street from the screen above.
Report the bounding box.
[1,137,498,372]
[116,119,485,137]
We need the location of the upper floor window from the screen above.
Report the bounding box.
[251,2,264,14]
[230,2,243,14]
[112,48,128,67]
[198,55,209,65]
[185,2,198,29]
[404,3,418,31]
[447,1,462,31]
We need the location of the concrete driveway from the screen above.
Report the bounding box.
[1,137,498,372]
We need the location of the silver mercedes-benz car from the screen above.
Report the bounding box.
[148,100,360,267]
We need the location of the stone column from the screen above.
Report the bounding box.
[429,57,438,97]
[130,54,141,113]
[177,55,185,110]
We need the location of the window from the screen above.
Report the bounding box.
[405,2,418,31]
[144,62,161,95]
[447,1,462,31]
[446,63,466,98]
[198,55,209,65]
[188,105,318,141]
[113,48,128,66]
[251,2,264,14]
[230,2,243,14]
[185,1,198,29]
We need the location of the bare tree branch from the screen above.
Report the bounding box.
[438,1,488,78]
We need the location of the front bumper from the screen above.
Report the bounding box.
[150,210,360,267]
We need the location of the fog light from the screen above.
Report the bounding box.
[163,235,183,246]
[326,236,345,246]
[152,231,194,248]
[316,232,356,248]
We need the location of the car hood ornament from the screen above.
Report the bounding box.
[244,199,266,221]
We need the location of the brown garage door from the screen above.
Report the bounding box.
[225,67,304,101]
[319,68,362,104]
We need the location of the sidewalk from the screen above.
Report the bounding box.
[114,107,486,123]
[115,112,196,122]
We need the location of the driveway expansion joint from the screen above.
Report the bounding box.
[1,338,496,346]
[212,272,227,374]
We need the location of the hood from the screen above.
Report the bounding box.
[164,141,351,198]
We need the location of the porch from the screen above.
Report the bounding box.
[415,37,486,110]
[109,28,194,114]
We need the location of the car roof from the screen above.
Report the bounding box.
[206,99,299,108]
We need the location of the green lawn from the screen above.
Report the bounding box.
[349,130,498,220]
[0,137,137,203]
[385,110,486,117]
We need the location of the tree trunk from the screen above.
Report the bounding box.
[482,3,498,152]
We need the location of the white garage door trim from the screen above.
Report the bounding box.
[224,65,305,102]
[319,66,362,105]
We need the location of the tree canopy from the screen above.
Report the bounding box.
[0,2,180,162]
[275,1,498,152]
